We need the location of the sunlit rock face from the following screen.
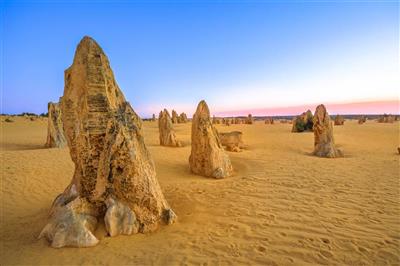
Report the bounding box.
[158,109,182,147]
[189,100,233,179]
[39,36,176,248]
[312,104,343,158]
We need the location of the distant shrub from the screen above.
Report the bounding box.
[18,112,38,117]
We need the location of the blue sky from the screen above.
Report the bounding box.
[1,1,399,116]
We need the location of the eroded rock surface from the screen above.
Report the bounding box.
[219,131,246,152]
[45,101,67,148]
[334,115,345,126]
[312,104,343,158]
[189,100,233,178]
[292,110,313,132]
[245,114,254,124]
[358,116,367,124]
[378,114,395,123]
[178,112,188,123]
[265,118,274,124]
[40,36,176,248]
[158,109,182,147]
[171,110,178,124]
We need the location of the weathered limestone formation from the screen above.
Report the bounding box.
[178,112,188,123]
[245,114,254,124]
[265,117,274,124]
[334,115,345,125]
[312,104,343,158]
[378,114,395,123]
[171,110,178,124]
[358,116,367,124]
[39,36,176,248]
[219,131,245,152]
[212,116,219,124]
[158,109,182,147]
[45,101,67,148]
[292,110,313,132]
[189,100,233,178]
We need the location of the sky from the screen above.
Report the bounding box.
[1,1,399,117]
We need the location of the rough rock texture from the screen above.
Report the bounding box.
[292,110,313,132]
[312,104,343,158]
[245,114,254,124]
[358,116,367,124]
[178,112,188,123]
[171,110,178,124]
[334,115,345,125]
[45,101,67,148]
[219,131,245,152]
[158,109,182,147]
[189,100,233,178]
[378,114,395,123]
[39,36,176,248]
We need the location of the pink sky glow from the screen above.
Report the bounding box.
[212,99,400,117]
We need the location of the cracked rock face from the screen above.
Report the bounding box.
[158,109,182,147]
[39,36,176,248]
[312,104,343,158]
[45,101,67,148]
[189,100,233,178]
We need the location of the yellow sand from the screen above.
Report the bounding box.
[1,116,399,265]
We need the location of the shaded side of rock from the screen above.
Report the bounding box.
[292,110,313,132]
[45,101,67,148]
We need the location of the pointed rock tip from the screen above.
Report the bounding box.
[195,100,210,117]
[76,36,103,51]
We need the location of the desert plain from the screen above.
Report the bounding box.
[0,116,399,265]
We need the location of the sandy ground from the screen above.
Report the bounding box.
[0,116,399,265]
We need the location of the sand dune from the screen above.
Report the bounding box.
[1,117,399,265]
